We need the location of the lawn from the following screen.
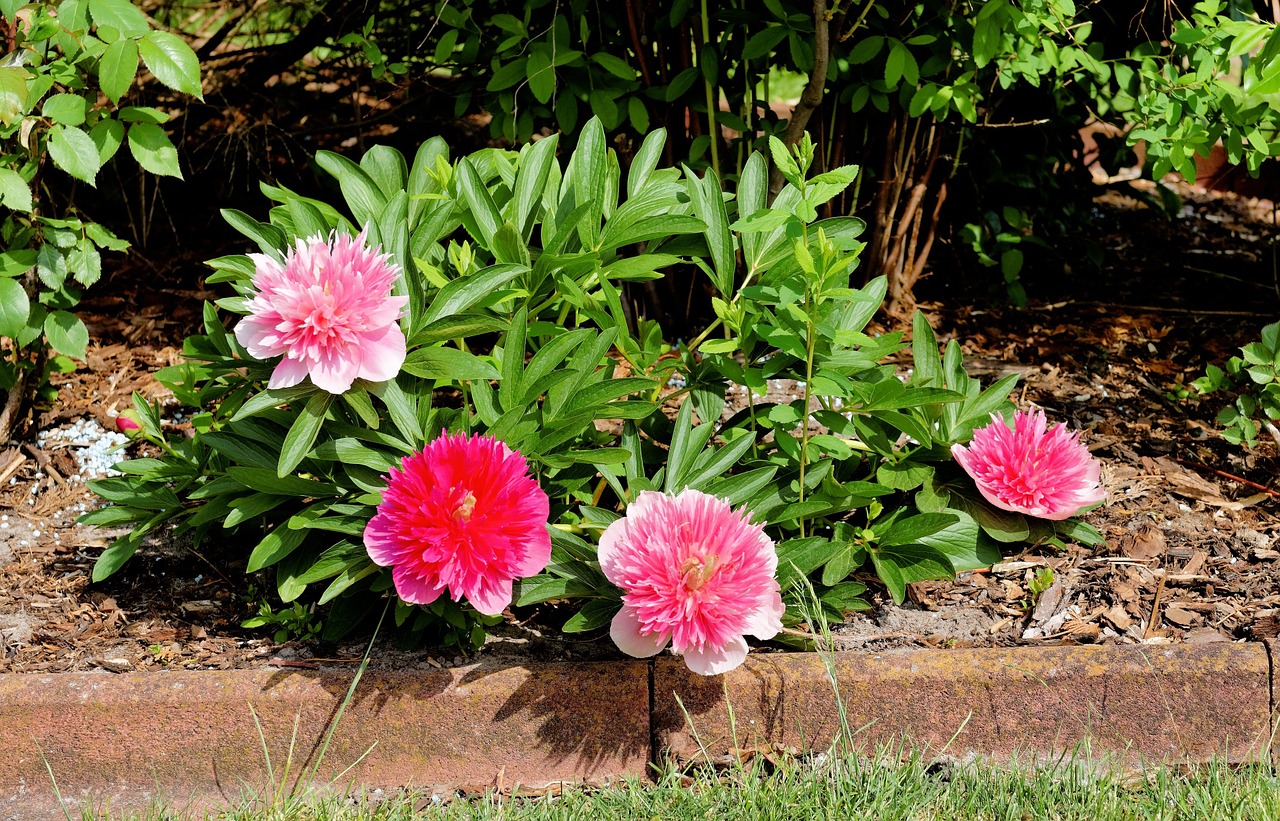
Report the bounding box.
[100,753,1280,821]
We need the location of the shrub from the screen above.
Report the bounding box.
[85,123,1103,652]
[0,0,202,442]
[1193,321,1280,449]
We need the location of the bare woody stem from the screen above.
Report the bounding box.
[769,0,831,193]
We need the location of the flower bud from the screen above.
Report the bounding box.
[115,410,144,438]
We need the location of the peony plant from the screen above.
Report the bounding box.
[85,121,1106,665]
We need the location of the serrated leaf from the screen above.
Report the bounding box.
[47,125,103,186]
[98,37,138,103]
[0,278,30,338]
[89,0,149,36]
[44,310,88,358]
[138,30,203,99]
[0,167,31,212]
[127,122,182,178]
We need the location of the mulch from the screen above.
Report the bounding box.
[1,179,1277,673]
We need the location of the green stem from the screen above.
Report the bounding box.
[798,227,815,538]
[699,0,720,177]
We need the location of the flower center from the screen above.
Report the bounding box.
[452,490,478,521]
[680,553,720,592]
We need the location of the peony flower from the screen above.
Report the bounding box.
[599,489,784,676]
[951,409,1106,521]
[234,229,408,394]
[364,432,551,616]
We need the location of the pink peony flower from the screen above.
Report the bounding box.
[599,489,784,676]
[234,229,408,394]
[364,432,551,616]
[951,409,1106,521]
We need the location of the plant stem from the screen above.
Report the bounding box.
[699,0,720,177]
[798,226,815,538]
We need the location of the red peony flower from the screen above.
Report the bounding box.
[364,433,551,616]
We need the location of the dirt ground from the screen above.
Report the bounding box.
[1,179,1277,673]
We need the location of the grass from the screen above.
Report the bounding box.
[93,752,1280,821]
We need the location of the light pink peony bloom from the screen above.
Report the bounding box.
[599,489,784,676]
[234,229,408,394]
[951,409,1106,521]
[364,432,551,616]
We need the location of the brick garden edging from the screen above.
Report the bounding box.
[1,644,1275,819]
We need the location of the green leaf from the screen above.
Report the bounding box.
[876,461,934,491]
[127,122,182,178]
[278,392,332,477]
[627,97,649,133]
[516,575,598,606]
[47,125,103,186]
[226,467,342,497]
[592,52,636,80]
[627,129,666,196]
[42,93,87,126]
[44,310,88,358]
[89,0,149,36]
[915,510,1000,572]
[0,168,32,212]
[246,524,308,573]
[360,144,408,199]
[401,346,498,380]
[775,536,842,588]
[684,165,735,295]
[92,531,148,581]
[138,30,203,99]
[454,156,503,246]
[315,151,386,226]
[744,26,790,60]
[870,544,954,604]
[911,310,942,387]
[526,48,555,103]
[0,278,30,338]
[562,599,619,633]
[0,67,26,126]
[98,38,138,103]
[510,133,558,237]
[89,118,125,164]
[878,512,960,547]
[420,263,525,324]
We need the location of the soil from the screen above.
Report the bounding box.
[1,179,1278,674]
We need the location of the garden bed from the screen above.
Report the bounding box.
[0,180,1277,675]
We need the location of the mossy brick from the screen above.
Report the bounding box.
[0,661,649,819]
[654,644,1271,766]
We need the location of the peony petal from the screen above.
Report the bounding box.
[308,353,361,394]
[513,526,553,578]
[268,356,311,390]
[610,605,670,658]
[466,579,514,617]
[681,635,749,676]
[597,518,628,585]
[363,515,398,566]
[355,324,407,384]
[743,590,785,640]
[392,565,445,606]
[235,315,286,361]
